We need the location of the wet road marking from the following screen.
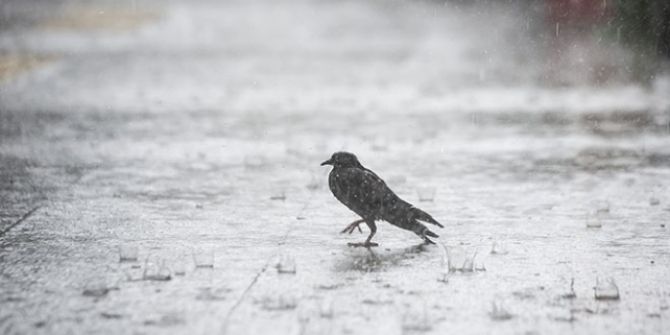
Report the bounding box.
[0,205,40,237]
[222,192,316,333]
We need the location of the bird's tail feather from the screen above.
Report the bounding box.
[422,225,438,244]
[410,207,444,228]
[383,200,443,243]
[388,217,439,243]
[425,229,439,238]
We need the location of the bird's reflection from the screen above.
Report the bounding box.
[335,242,434,273]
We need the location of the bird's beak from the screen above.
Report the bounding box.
[320,159,333,166]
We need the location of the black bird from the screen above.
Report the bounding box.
[321,152,443,247]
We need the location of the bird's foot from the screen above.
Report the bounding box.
[340,219,364,234]
[347,242,379,248]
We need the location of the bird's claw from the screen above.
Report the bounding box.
[341,225,361,234]
[340,220,364,234]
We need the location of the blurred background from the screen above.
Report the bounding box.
[2,0,670,85]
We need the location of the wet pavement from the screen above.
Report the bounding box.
[1,0,670,334]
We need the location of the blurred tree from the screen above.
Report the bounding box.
[541,0,669,84]
[610,0,670,58]
[605,0,670,82]
[547,0,610,26]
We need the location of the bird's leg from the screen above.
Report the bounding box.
[340,219,364,234]
[364,221,378,246]
[348,221,378,248]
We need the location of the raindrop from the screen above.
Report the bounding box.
[489,300,513,321]
[417,187,436,202]
[143,256,171,281]
[276,254,297,274]
[594,277,620,300]
[193,249,215,269]
[118,244,139,262]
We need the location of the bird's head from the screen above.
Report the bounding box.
[321,152,362,168]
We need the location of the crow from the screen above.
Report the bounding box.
[321,152,443,247]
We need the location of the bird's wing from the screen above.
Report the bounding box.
[331,167,397,219]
